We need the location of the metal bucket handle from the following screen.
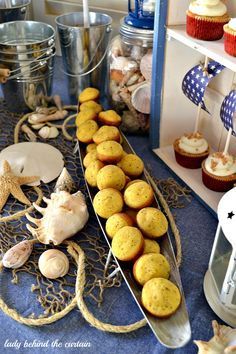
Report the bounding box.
[7,47,55,80]
[63,25,112,78]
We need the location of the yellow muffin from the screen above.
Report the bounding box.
[117,154,144,177]
[93,126,120,145]
[133,253,170,286]
[79,87,100,103]
[83,149,97,168]
[143,239,160,255]
[93,188,123,219]
[80,100,102,114]
[86,143,97,154]
[85,160,104,188]
[97,165,126,191]
[124,179,144,190]
[124,181,154,209]
[76,120,99,144]
[105,212,133,239]
[96,140,123,163]
[137,207,168,238]
[111,226,144,261]
[141,278,181,318]
[98,110,122,126]
[75,109,97,127]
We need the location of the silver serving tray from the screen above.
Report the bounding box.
[77,135,191,348]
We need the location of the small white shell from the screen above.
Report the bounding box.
[131,82,151,114]
[38,126,59,139]
[31,123,45,130]
[110,57,138,73]
[140,51,153,82]
[38,249,69,279]
[2,240,33,269]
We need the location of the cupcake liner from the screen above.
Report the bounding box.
[173,139,209,169]
[202,161,236,192]
[186,12,228,41]
[224,29,236,57]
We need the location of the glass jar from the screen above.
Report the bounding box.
[108,18,153,134]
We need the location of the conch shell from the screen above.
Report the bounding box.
[26,190,89,245]
[38,249,69,279]
[2,240,33,269]
[54,167,75,193]
[194,320,236,353]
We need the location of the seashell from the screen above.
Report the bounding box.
[26,190,89,245]
[131,82,151,114]
[38,126,59,139]
[111,36,124,57]
[31,123,45,130]
[21,124,37,142]
[140,51,153,82]
[2,240,33,269]
[35,107,51,115]
[38,249,69,279]
[130,46,143,61]
[126,73,141,87]
[110,57,138,74]
[194,320,236,353]
[29,110,68,125]
[54,167,75,193]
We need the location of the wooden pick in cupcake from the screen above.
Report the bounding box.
[0,160,39,212]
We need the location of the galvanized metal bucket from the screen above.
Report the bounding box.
[0,0,31,23]
[0,21,55,112]
[56,12,112,104]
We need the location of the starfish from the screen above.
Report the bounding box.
[0,160,39,212]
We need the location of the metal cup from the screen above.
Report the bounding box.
[0,0,31,23]
[56,12,112,104]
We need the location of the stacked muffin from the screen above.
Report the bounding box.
[76,87,182,318]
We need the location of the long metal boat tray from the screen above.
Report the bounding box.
[77,134,191,349]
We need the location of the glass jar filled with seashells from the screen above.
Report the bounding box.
[108,18,153,134]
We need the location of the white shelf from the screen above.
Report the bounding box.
[166,25,236,72]
[153,145,224,215]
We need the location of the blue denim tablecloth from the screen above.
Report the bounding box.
[0,57,221,354]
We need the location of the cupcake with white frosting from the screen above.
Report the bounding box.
[202,152,236,192]
[173,132,209,169]
[186,0,230,41]
[224,19,236,56]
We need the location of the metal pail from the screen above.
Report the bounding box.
[0,21,56,112]
[56,12,112,104]
[0,0,31,23]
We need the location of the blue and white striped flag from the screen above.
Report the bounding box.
[220,90,236,137]
[182,61,225,112]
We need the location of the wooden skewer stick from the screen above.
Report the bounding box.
[223,127,233,155]
[194,56,209,133]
